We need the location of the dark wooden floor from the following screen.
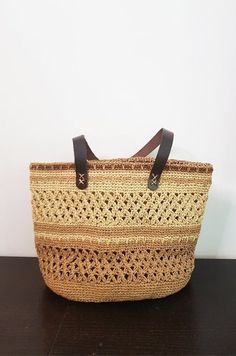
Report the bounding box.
[0,257,236,355]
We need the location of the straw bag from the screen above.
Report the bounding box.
[30,128,213,302]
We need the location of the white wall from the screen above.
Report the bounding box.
[0,0,235,258]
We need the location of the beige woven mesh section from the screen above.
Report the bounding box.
[30,158,213,302]
[36,244,194,284]
[31,190,208,226]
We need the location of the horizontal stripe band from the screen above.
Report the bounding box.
[34,222,200,236]
[35,234,197,249]
[30,159,213,174]
[30,175,211,185]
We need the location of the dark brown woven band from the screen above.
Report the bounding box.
[72,128,174,190]
[30,161,213,174]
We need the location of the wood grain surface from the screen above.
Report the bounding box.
[0,257,235,355]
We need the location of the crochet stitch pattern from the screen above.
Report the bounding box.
[30,157,213,302]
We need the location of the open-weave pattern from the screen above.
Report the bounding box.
[30,157,213,302]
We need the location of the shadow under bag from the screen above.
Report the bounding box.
[30,128,213,302]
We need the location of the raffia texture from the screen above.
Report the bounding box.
[30,157,213,302]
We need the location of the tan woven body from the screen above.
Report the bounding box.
[30,157,213,302]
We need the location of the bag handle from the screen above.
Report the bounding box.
[132,128,174,190]
[72,128,174,190]
[73,135,98,189]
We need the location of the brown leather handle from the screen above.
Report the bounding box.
[72,128,174,190]
[132,128,174,190]
[72,135,98,189]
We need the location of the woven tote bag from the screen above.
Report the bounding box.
[30,128,213,302]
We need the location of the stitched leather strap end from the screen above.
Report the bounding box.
[76,172,88,189]
[73,135,89,190]
[148,173,161,190]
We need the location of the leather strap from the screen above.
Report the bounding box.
[73,135,98,189]
[72,128,174,190]
[132,128,174,190]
